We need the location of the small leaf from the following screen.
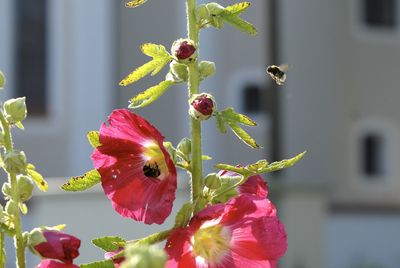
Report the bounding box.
[27,165,48,192]
[129,80,174,109]
[228,123,260,149]
[220,107,256,126]
[202,155,212,161]
[15,122,24,130]
[87,131,101,148]
[215,112,227,134]
[223,2,251,16]
[61,170,101,192]
[258,151,306,173]
[92,236,126,252]
[119,60,162,86]
[125,0,147,8]
[221,15,258,36]
[18,203,28,215]
[80,260,115,268]
[174,203,193,228]
[141,43,170,58]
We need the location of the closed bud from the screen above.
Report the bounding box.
[4,150,27,174]
[2,182,11,197]
[189,93,216,120]
[204,173,221,189]
[170,61,188,81]
[171,39,197,63]
[17,175,34,202]
[5,200,19,215]
[0,71,5,89]
[4,97,27,124]
[199,61,216,79]
[120,243,166,268]
[177,138,191,156]
[195,4,209,23]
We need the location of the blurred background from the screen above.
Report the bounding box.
[1,0,400,267]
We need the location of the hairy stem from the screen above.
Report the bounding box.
[186,0,203,214]
[0,113,25,268]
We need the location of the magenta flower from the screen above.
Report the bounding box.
[165,194,287,268]
[36,260,79,268]
[33,230,80,264]
[104,248,125,267]
[91,109,177,224]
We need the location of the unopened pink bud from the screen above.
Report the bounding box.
[189,93,216,120]
[172,39,197,61]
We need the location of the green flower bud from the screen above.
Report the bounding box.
[17,175,34,202]
[177,137,191,156]
[4,150,27,174]
[195,4,209,23]
[27,227,47,248]
[199,61,216,80]
[163,141,177,163]
[171,39,197,63]
[204,173,221,189]
[120,243,166,268]
[2,182,11,197]
[4,97,27,124]
[0,71,5,89]
[189,93,217,120]
[5,200,18,215]
[170,61,188,82]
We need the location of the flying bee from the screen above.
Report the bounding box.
[143,162,161,179]
[125,0,147,8]
[266,64,289,85]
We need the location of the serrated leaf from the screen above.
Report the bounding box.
[80,260,115,268]
[220,107,256,126]
[174,203,193,228]
[87,131,101,148]
[129,80,174,109]
[223,2,251,16]
[215,112,227,133]
[221,15,258,36]
[119,44,171,86]
[214,164,246,174]
[27,165,48,192]
[61,169,101,192]
[258,151,306,173]
[92,236,126,252]
[228,123,260,149]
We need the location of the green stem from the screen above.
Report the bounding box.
[186,0,203,214]
[0,232,5,268]
[0,113,25,268]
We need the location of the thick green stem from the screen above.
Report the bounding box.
[186,0,203,214]
[0,114,25,268]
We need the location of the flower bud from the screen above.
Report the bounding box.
[17,175,34,202]
[4,97,27,124]
[189,93,216,120]
[0,71,5,89]
[2,182,11,197]
[4,150,27,174]
[105,248,125,267]
[195,4,209,23]
[170,61,188,81]
[204,173,221,189]
[199,61,216,80]
[5,200,19,215]
[120,243,166,268]
[171,39,197,62]
[177,137,191,156]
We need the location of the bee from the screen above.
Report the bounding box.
[143,162,161,179]
[125,0,147,8]
[266,64,289,85]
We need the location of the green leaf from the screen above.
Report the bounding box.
[61,169,101,192]
[18,203,27,215]
[220,107,256,126]
[15,122,24,130]
[174,202,193,228]
[202,155,212,161]
[129,80,174,109]
[228,122,260,149]
[80,260,115,268]
[119,43,172,86]
[27,164,48,192]
[87,131,101,148]
[223,2,251,16]
[92,236,126,252]
[258,151,306,173]
[220,15,258,36]
[209,176,241,204]
[215,112,227,133]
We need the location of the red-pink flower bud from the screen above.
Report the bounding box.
[171,39,197,62]
[33,230,81,264]
[36,259,79,268]
[189,93,216,120]
[105,248,125,268]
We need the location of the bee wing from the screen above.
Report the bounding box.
[278,64,290,71]
[125,0,147,8]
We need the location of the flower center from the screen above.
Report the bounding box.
[142,142,169,179]
[143,162,161,178]
[192,224,230,264]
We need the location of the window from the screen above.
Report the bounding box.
[242,84,262,113]
[14,0,48,116]
[361,133,386,178]
[363,0,397,28]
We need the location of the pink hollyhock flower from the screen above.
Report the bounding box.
[165,194,287,268]
[33,231,80,264]
[91,109,177,224]
[218,169,268,198]
[36,260,79,268]
[105,248,125,267]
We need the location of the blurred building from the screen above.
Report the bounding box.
[0,0,400,267]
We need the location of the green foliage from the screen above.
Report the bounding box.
[174,202,193,228]
[119,43,172,86]
[129,80,174,109]
[87,131,101,148]
[215,151,307,177]
[208,175,241,204]
[216,108,259,148]
[27,164,48,192]
[80,260,115,268]
[61,169,101,192]
[92,236,126,252]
